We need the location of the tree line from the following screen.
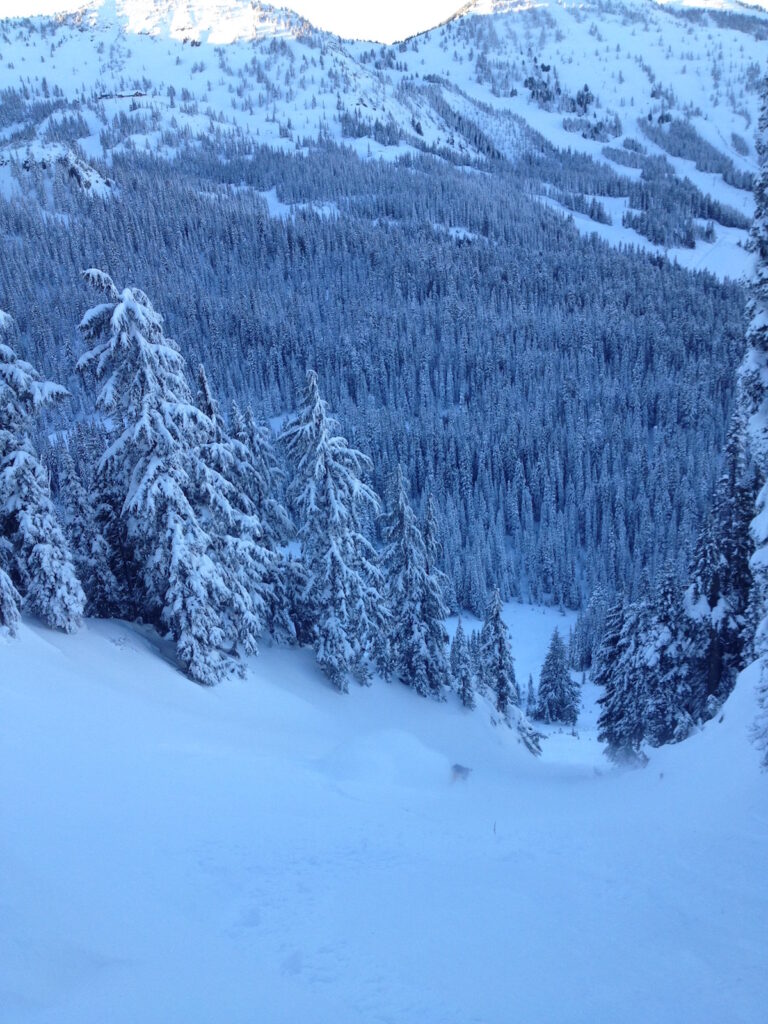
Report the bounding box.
[0,275,550,753]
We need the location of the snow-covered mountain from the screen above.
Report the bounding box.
[2,7,767,1018]
[0,0,766,275]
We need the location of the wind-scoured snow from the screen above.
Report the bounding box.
[1,607,766,1023]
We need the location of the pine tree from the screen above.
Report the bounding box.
[58,446,119,617]
[0,563,20,636]
[687,413,754,715]
[0,311,84,632]
[381,467,449,698]
[231,401,295,640]
[644,568,695,746]
[77,271,238,685]
[592,596,625,688]
[450,618,463,679]
[739,77,768,766]
[479,588,519,716]
[535,628,580,725]
[596,600,651,764]
[570,584,609,671]
[451,618,476,709]
[525,673,536,717]
[281,370,383,690]
[423,493,451,610]
[468,628,482,690]
[193,365,273,656]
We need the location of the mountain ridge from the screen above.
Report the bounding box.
[2,0,765,277]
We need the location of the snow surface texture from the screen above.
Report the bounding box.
[0,0,765,279]
[1,603,766,1023]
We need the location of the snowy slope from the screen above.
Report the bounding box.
[0,0,766,277]
[1,609,766,1023]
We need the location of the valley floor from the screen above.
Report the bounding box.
[1,606,766,1023]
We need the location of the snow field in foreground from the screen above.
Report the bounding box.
[1,604,766,1023]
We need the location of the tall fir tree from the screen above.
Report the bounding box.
[77,271,239,685]
[525,673,536,718]
[230,401,296,640]
[281,370,383,690]
[0,561,20,636]
[535,628,580,725]
[644,568,695,747]
[596,600,651,764]
[193,365,274,655]
[739,76,768,767]
[687,413,754,715]
[570,585,610,671]
[450,618,476,709]
[591,596,625,688]
[479,589,519,718]
[477,589,541,753]
[423,493,452,611]
[0,310,84,632]
[380,467,449,698]
[58,445,119,617]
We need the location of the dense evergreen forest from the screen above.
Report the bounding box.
[1,0,766,767]
[0,141,745,617]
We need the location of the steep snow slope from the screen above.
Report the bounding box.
[1,610,766,1023]
[0,0,765,277]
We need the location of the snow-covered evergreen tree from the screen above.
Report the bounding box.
[592,597,625,688]
[570,585,609,671]
[58,446,119,617]
[450,618,475,709]
[687,413,754,716]
[479,588,519,716]
[525,673,536,718]
[739,77,768,767]
[230,401,295,640]
[381,466,449,699]
[193,365,272,656]
[281,370,383,690]
[596,600,651,764]
[77,271,238,685]
[423,493,452,610]
[0,311,84,632]
[644,568,695,746]
[535,628,580,725]
[0,562,20,636]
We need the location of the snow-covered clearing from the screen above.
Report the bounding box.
[1,604,766,1023]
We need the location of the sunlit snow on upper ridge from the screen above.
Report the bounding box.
[67,0,304,44]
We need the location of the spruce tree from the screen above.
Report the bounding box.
[423,493,451,610]
[0,563,20,636]
[644,568,694,746]
[739,76,768,766]
[478,589,541,756]
[451,618,476,709]
[592,597,625,688]
[0,311,84,632]
[193,365,272,655]
[479,589,519,717]
[596,600,651,764]
[77,271,238,685]
[231,401,295,640]
[687,413,754,716]
[535,628,580,725]
[381,467,449,698]
[281,370,383,690]
[58,446,119,617]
